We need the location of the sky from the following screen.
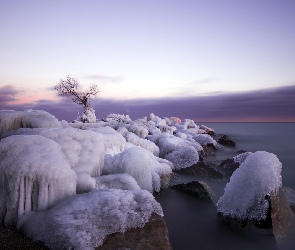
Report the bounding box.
[0,0,295,122]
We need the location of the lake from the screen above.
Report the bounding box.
[155,122,295,250]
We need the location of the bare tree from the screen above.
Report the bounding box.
[55,75,100,122]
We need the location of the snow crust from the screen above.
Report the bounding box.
[0,135,76,226]
[0,110,62,137]
[94,173,141,190]
[193,134,217,146]
[217,151,282,220]
[2,128,105,177]
[103,146,172,192]
[19,189,163,250]
[233,152,253,164]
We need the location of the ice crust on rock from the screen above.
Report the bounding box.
[20,189,163,250]
[94,173,141,190]
[0,135,77,227]
[103,146,172,192]
[76,173,96,194]
[86,126,127,156]
[0,110,62,137]
[233,152,253,164]
[217,151,282,220]
[2,128,105,177]
[193,134,217,146]
[117,127,159,156]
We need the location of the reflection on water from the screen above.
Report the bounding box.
[155,123,295,250]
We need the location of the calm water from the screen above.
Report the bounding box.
[155,123,295,250]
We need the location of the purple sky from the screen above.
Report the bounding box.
[0,1,295,121]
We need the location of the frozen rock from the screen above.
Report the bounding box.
[2,128,105,177]
[19,189,163,250]
[0,135,77,227]
[217,151,282,221]
[193,134,217,146]
[0,110,62,137]
[94,174,141,191]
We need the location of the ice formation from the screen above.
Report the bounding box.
[126,121,149,138]
[217,151,282,220]
[233,152,253,164]
[0,110,62,137]
[2,128,105,176]
[193,134,217,146]
[105,113,132,123]
[94,173,141,190]
[117,127,159,156]
[103,146,172,192]
[19,189,163,250]
[76,173,96,194]
[157,136,202,169]
[86,126,127,156]
[0,135,77,227]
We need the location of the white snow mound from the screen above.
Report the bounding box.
[20,189,163,250]
[217,151,282,220]
[0,135,76,227]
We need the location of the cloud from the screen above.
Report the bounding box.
[84,74,123,83]
[190,77,219,85]
[0,85,19,104]
[1,85,295,122]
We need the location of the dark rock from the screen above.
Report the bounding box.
[96,213,172,250]
[218,135,236,147]
[270,188,295,247]
[181,161,224,180]
[172,180,217,203]
[216,158,240,177]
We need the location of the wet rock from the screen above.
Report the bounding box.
[172,180,217,204]
[216,158,240,177]
[97,213,172,250]
[271,188,295,248]
[282,186,295,213]
[181,161,224,180]
[218,135,236,147]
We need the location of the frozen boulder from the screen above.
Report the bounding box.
[217,151,282,221]
[193,134,217,147]
[103,147,172,192]
[0,110,62,138]
[2,128,105,177]
[0,135,76,227]
[19,189,163,250]
[94,174,141,191]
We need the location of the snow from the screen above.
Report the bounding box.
[1,128,105,177]
[19,189,163,250]
[126,121,149,138]
[86,126,127,156]
[117,127,160,156]
[0,110,62,137]
[94,173,141,190]
[233,152,253,164]
[106,113,132,123]
[0,135,76,227]
[76,173,96,194]
[216,151,282,220]
[103,146,172,192]
[193,134,217,146]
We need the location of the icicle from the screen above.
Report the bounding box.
[18,177,25,218]
[25,176,32,213]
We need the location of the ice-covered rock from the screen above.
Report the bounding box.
[2,128,105,177]
[19,189,163,250]
[103,147,172,192]
[86,126,127,156]
[76,173,96,194]
[193,134,217,146]
[105,113,132,123]
[94,173,141,191]
[217,151,282,221]
[0,110,62,137]
[233,152,253,164]
[117,127,159,156]
[126,121,149,138]
[0,135,77,227]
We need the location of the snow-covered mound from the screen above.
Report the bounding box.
[0,110,62,137]
[157,136,202,170]
[103,146,172,192]
[233,152,253,164]
[0,135,77,227]
[117,127,160,156]
[2,128,105,177]
[86,126,127,156]
[217,151,282,220]
[19,189,163,250]
[193,134,217,146]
